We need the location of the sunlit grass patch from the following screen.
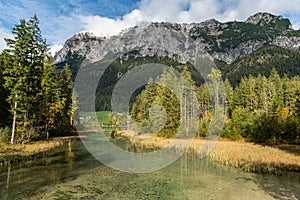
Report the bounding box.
[122,132,300,175]
[208,141,300,174]
[0,138,66,164]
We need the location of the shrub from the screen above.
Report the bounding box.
[197,118,210,138]
[0,127,11,143]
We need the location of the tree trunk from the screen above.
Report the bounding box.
[11,99,17,144]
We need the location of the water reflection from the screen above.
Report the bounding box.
[66,140,75,169]
[6,162,11,189]
[0,139,299,199]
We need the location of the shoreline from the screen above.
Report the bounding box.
[0,133,299,175]
[119,131,300,175]
[0,137,78,165]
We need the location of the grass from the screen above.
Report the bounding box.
[96,111,112,124]
[0,111,112,165]
[119,131,300,175]
[0,137,69,165]
[1,126,299,176]
[79,111,112,126]
[208,141,300,175]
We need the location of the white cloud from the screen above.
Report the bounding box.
[1,0,300,52]
[44,14,84,45]
[79,0,300,38]
[138,0,186,22]
[80,15,133,37]
[293,21,300,30]
[0,27,11,51]
[49,43,64,57]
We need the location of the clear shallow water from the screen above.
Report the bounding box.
[0,139,299,200]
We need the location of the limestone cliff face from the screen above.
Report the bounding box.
[246,12,285,26]
[211,40,267,64]
[54,12,300,65]
[53,32,105,64]
[272,36,300,50]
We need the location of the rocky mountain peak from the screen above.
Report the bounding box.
[64,32,102,47]
[201,18,221,26]
[54,12,300,65]
[246,12,291,28]
[54,32,105,64]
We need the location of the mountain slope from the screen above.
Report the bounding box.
[53,12,300,110]
[54,12,300,66]
[218,45,300,85]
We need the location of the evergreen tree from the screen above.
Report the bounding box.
[224,78,233,116]
[154,67,181,137]
[207,68,222,115]
[255,74,269,112]
[3,15,47,143]
[131,77,157,122]
[233,77,251,109]
[180,66,196,130]
[197,83,211,119]
[269,68,284,112]
[58,64,74,126]
[0,53,11,127]
[40,63,60,138]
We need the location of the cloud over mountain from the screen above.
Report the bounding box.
[0,0,300,54]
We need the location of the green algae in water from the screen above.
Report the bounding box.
[0,139,299,200]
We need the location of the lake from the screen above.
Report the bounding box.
[0,139,299,199]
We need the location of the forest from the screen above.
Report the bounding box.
[1,16,300,145]
[0,16,75,144]
[131,66,300,144]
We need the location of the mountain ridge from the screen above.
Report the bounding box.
[53,12,300,111]
[54,12,300,65]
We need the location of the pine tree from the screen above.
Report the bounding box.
[224,78,233,116]
[40,63,60,138]
[154,67,181,137]
[269,68,284,112]
[131,77,157,122]
[58,64,74,126]
[197,83,211,119]
[3,15,47,143]
[207,68,222,115]
[180,65,197,133]
[255,74,269,112]
[0,53,11,127]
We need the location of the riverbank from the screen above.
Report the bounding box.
[1,132,299,175]
[0,137,76,165]
[209,141,300,175]
[122,132,300,175]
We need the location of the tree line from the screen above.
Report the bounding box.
[131,66,199,137]
[131,66,300,144]
[221,68,300,143]
[0,16,75,144]
[1,16,299,145]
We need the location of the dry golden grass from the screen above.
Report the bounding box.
[1,130,299,175]
[208,141,300,174]
[0,138,66,157]
[123,132,300,174]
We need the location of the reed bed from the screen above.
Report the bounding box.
[208,141,300,174]
[125,133,300,175]
[0,138,67,164]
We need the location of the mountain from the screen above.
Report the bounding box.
[53,12,300,110]
[54,12,300,64]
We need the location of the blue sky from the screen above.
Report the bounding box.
[1,0,300,55]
